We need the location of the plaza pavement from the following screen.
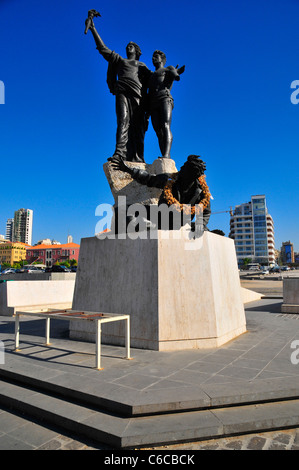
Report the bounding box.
[1,291,299,450]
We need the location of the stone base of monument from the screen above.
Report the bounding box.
[103,157,178,207]
[70,228,247,351]
[281,277,299,314]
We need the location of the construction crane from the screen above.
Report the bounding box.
[211,207,233,216]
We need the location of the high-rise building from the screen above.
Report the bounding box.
[13,208,33,246]
[229,195,275,266]
[5,218,14,241]
[281,241,294,264]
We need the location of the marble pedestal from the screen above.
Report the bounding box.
[70,229,246,351]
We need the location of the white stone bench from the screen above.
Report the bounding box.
[0,280,75,316]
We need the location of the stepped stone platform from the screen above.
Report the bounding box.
[1,299,299,448]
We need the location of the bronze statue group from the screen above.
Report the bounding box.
[86,13,184,163]
[85,12,223,235]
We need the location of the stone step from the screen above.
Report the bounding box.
[0,367,133,416]
[1,377,299,448]
[1,365,299,418]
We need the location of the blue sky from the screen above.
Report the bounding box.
[0,0,298,250]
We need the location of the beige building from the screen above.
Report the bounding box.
[0,240,31,266]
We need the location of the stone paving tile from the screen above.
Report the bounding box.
[5,421,59,448]
[0,433,35,450]
[0,406,110,450]
[145,428,299,451]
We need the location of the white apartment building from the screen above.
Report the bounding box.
[229,195,275,266]
[13,208,33,246]
[5,218,14,241]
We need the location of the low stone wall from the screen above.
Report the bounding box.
[0,280,75,316]
[281,277,299,313]
[0,272,76,282]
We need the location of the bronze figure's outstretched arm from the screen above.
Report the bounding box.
[85,11,112,59]
[110,157,133,175]
[84,9,101,34]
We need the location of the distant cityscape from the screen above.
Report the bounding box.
[0,208,80,268]
[0,201,298,270]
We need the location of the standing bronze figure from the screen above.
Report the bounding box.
[148,51,185,158]
[85,12,151,162]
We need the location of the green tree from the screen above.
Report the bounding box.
[242,258,252,267]
[1,262,11,270]
[60,261,70,268]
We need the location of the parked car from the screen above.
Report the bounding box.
[51,265,71,273]
[0,268,16,274]
[70,265,77,272]
[23,266,45,273]
[261,268,269,274]
[270,266,281,273]
[281,266,290,271]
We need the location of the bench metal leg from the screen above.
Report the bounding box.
[45,318,51,345]
[95,319,102,370]
[15,314,20,350]
[125,316,131,359]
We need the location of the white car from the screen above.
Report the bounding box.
[1,268,16,274]
[24,266,45,273]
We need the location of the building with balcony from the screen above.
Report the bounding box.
[13,208,33,246]
[229,195,275,266]
[26,242,80,268]
[5,218,14,242]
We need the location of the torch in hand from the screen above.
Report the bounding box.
[84,9,101,34]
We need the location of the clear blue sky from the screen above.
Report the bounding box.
[0,0,298,250]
